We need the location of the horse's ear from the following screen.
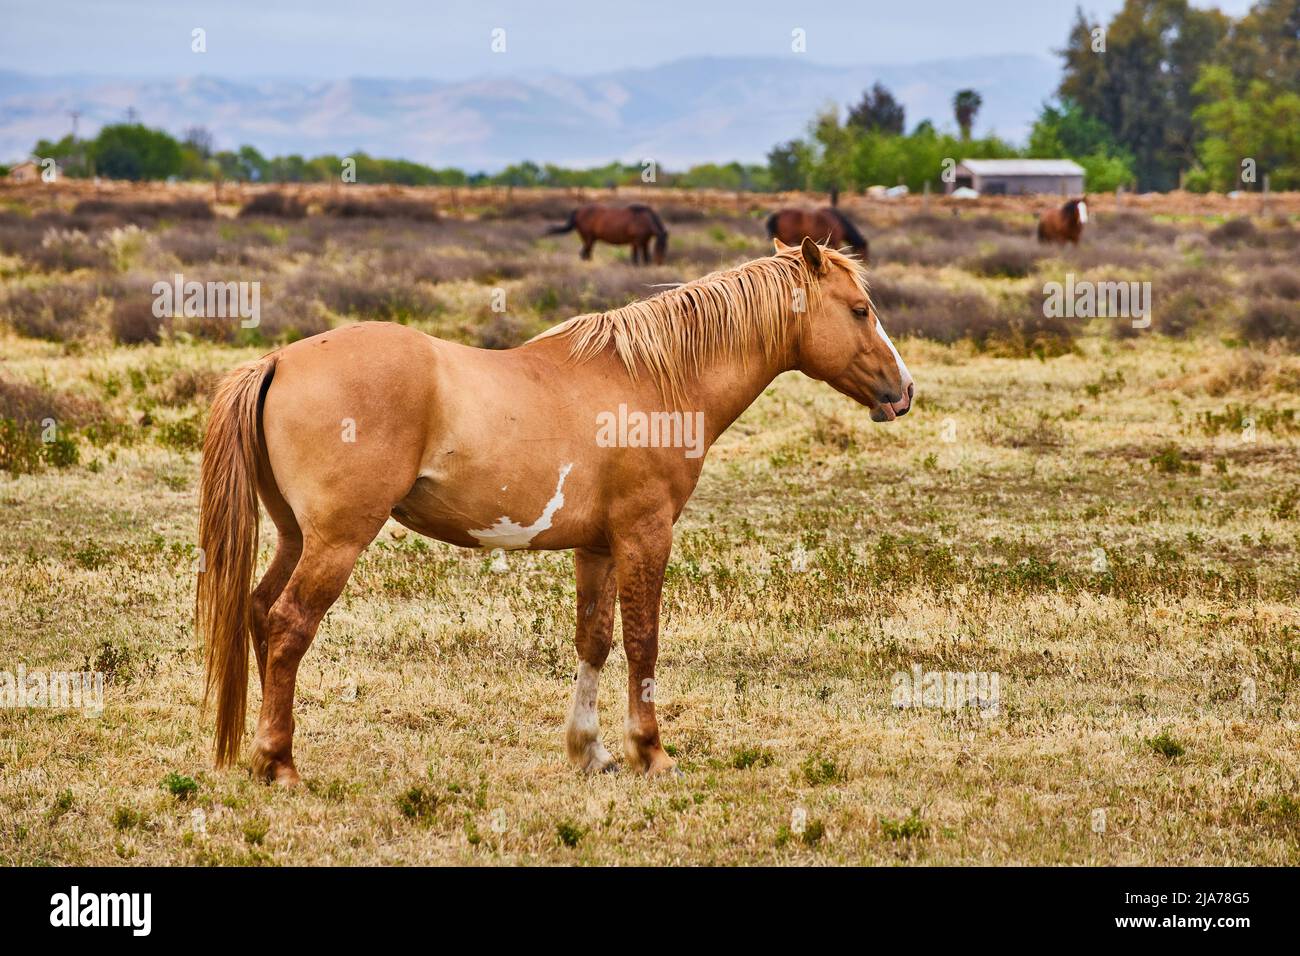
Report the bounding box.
[799,236,826,274]
[773,237,791,253]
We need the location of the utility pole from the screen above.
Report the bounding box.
[67,110,82,177]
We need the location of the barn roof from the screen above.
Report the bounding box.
[959,159,1085,176]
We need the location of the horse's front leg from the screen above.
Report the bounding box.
[564,547,618,773]
[612,517,677,776]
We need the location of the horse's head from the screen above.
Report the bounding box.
[1068,196,1089,225]
[780,237,914,422]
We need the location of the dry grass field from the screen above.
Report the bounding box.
[1,183,1299,865]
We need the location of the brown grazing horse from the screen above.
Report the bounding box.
[197,238,914,784]
[547,202,669,265]
[1037,197,1088,244]
[767,207,869,262]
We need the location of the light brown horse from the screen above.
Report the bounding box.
[1037,197,1088,244]
[767,207,869,262]
[547,202,669,265]
[197,238,914,784]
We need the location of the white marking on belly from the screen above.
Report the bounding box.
[470,463,573,550]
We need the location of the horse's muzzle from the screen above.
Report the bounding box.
[871,382,914,422]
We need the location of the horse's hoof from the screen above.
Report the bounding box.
[571,740,618,775]
[250,744,299,787]
[642,753,680,778]
[273,766,302,788]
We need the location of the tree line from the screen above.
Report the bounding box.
[27,125,777,191]
[771,0,1297,195]
[20,0,1295,194]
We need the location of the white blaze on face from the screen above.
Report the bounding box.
[1077,201,1089,224]
[875,317,913,393]
[470,462,573,550]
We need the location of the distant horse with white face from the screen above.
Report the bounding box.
[197,237,914,784]
[1038,197,1088,244]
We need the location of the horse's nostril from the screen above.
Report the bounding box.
[906,382,915,401]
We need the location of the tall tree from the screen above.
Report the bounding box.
[846,83,905,135]
[953,90,983,139]
[766,140,807,191]
[1057,0,1228,190]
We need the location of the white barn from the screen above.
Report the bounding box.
[947,159,1085,196]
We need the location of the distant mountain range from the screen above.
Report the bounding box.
[0,55,1059,171]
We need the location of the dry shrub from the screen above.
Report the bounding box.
[157,368,220,407]
[1101,211,1179,244]
[870,276,997,343]
[1054,239,1171,270]
[1209,217,1259,247]
[240,192,307,219]
[158,225,281,266]
[23,228,112,272]
[474,313,528,349]
[1246,266,1300,301]
[71,198,214,222]
[1114,266,1229,339]
[654,204,712,224]
[321,197,439,221]
[108,278,166,345]
[1166,350,1272,397]
[0,376,105,427]
[300,269,441,322]
[254,294,330,342]
[518,265,680,318]
[963,239,1044,278]
[480,195,579,221]
[1238,297,1300,345]
[904,212,1020,240]
[870,235,966,268]
[3,280,103,341]
[372,247,494,284]
[871,275,1073,356]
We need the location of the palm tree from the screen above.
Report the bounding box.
[953,90,982,140]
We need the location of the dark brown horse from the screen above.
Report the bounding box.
[1037,197,1088,244]
[547,203,668,265]
[767,207,869,262]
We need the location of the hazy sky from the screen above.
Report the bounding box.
[0,0,1260,77]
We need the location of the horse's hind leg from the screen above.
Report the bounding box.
[250,524,379,785]
[629,242,641,266]
[251,537,301,687]
[580,235,595,260]
[564,547,618,773]
[250,474,302,687]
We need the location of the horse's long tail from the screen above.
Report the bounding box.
[639,205,669,260]
[545,211,577,235]
[828,208,868,256]
[197,354,276,767]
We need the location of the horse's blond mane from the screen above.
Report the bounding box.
[533,246,866,404]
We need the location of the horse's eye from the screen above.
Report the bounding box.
[852,305,869,318]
